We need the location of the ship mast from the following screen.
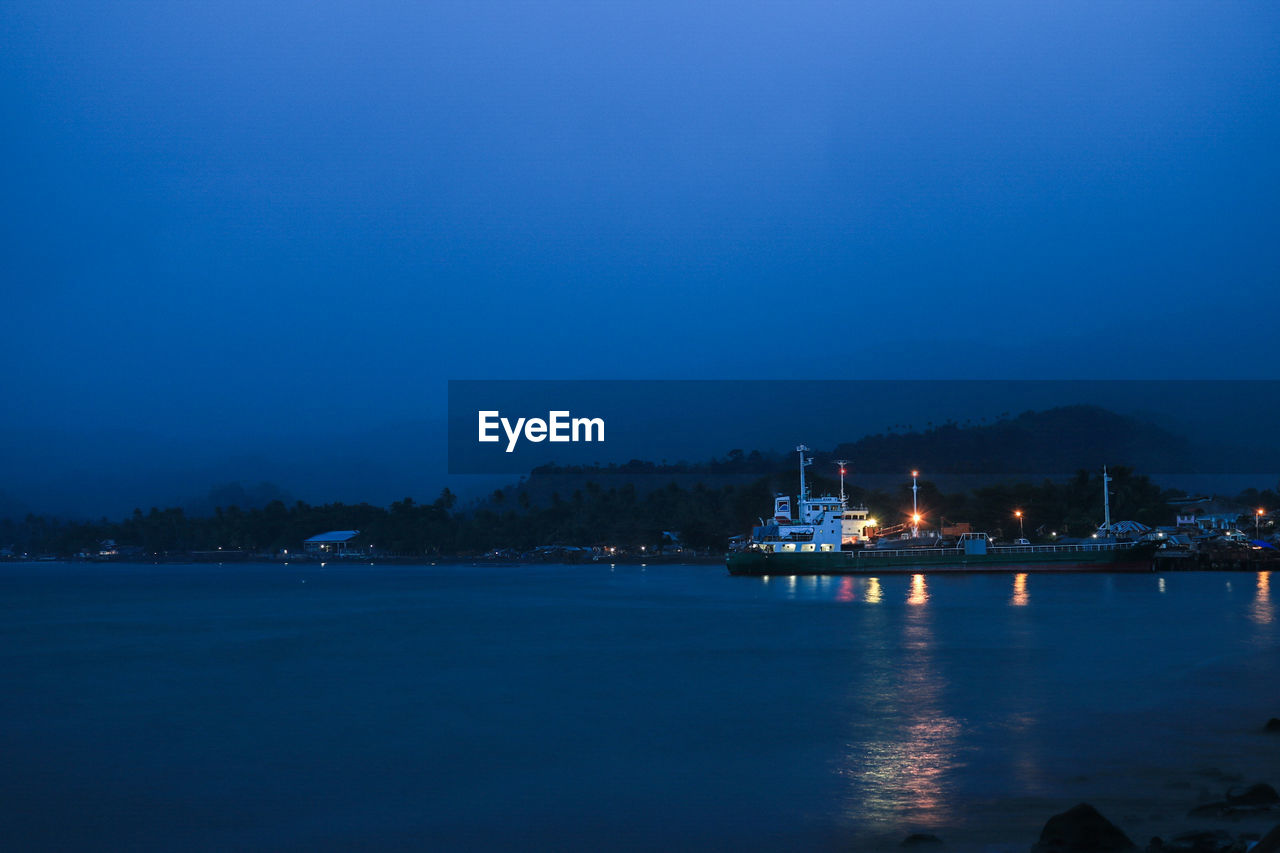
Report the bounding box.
[797,445,812,502]
[835,459,849,506]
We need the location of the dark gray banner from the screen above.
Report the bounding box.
[447,379,1280,477]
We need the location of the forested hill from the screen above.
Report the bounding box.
[529,405,1198,481]
[828,405,1196,475]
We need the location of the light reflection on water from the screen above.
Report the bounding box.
[839,572,962,831]
[837,576,856,602]
[907,573,928,606]
[1253,570,1272,625]
[1011,573,1029,607]
[866,576,883,604]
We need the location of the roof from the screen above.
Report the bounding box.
[1107,520,1151,535]
[304,530,360,543]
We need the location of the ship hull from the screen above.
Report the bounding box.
[726,543,1157,575]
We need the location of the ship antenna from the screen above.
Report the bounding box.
[797,445,811,502]
[835,460,849,506]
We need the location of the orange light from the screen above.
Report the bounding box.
[911,470,919,477]
[1014,510,1022,518]
[1259,508,1266,516]
[912,514,921,523]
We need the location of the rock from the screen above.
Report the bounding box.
[901,833,943,847]
[1188,802,1226,818]
[1264,717,1280,733]
[1226,782,1279,806]
[1030,803,1138,853]
[1164,829,1235,852]
[1188,802,1228,817]
[1254,823,1280,853]
[1188,782,1280,818]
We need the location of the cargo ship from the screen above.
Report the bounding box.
[726,446,1157,576]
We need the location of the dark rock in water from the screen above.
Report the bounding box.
[1188,802,1229,818]
[1226,782,1280,806]
[1264,717,1280,733]
[901,832,943,847]
[1030,803,1137,852]
[1189,783,1280,818]
[1164,829,1236,852]
[1254,823,1280,853]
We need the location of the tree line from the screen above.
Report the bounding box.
[0,467,1217,558]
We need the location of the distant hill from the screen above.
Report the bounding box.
[828,405,1197,475]
[510,405,1215,508]
[182,481,295,517]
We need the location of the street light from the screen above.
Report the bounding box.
[911,470,920,537]
[1257,508,1265,539]
[1015,510,1024,539]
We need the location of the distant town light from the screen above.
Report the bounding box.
[911,470,919,478]
[912,513,921,523]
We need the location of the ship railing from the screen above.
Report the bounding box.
[990,543,1135,554]
[862,542,1137,558]
[861,547,960,558]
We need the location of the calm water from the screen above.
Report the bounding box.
[1,562,1277,852]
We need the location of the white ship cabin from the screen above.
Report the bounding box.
[800,497,876,546]
[756,493,875,552]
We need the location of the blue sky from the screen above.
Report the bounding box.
[2,1,1279,513]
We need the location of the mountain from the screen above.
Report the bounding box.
[828,405,1200,475]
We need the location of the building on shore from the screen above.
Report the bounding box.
[303,530,365,557]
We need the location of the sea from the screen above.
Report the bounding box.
[1,562,1277,852]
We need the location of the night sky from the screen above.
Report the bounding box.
[2,2,1278,515]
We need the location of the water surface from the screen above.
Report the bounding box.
[1,563,1277,851]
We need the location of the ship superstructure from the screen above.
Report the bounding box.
[750,446,875,553]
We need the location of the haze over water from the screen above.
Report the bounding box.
[2,563,1277,851]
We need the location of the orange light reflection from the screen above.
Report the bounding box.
[1011,573,1028,607]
